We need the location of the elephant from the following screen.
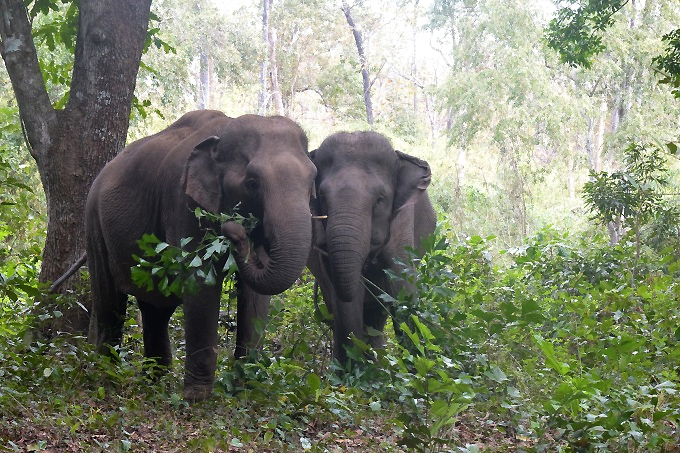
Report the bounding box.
[308,131,436,367]
[85,109,316,401]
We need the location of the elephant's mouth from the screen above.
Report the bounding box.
[248,223,271,265]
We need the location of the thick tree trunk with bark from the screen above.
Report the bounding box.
[341,0,374,125]
[0,0,152,335]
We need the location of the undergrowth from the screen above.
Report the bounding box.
[1,223,679,452]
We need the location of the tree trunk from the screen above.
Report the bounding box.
[258,0,269,113]
[411,0,419,114]
[268,26,285,116]
[198,50,210,109]
[341,0,374,125]
[0,0,152,335]
[567,148,576,200]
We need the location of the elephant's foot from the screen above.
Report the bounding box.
[182,383,214,403]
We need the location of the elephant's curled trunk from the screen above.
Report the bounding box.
[222,210,311,295]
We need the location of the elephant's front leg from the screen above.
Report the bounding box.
[362,271,399,350]
[182,284,222,402]
[363,291,390,350]
[311,254,366,367]
[333,298,365,367]
[234,277,271,359]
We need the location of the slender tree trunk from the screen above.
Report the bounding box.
[567,149,576,200]
[268,26,284,115]
[258,0,269,113]
[0,0,152,335]
[198,50,210,109]
[341,0,374,125]
[411,0,419,114]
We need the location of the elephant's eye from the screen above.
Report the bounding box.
[244,178,259,194]
[374,195,387,211]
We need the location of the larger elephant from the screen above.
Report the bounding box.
[85,110,316,401]
[308,131,436,367]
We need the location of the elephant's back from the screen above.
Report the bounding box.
[119,110,229,163]
[93,110,229,190]
[85,110,231,250]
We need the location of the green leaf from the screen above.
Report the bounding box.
[534,334,570,376]
[223,252,237,274]
[414,356,436,377]
[204,265,217,286]
[189,255,203,268]
[485,366,508,383]
[306,373,321,392]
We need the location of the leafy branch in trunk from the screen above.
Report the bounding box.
[131,207,257,297]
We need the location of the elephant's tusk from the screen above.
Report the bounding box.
[312,246,328,257]
[311,215,328,220]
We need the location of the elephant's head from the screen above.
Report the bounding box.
[310,131,431,302]
[182,114,316,295]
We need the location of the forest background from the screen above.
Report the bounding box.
[1,0,680,451]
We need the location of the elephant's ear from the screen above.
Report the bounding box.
[182,136,222,213]
[393,150,431,211]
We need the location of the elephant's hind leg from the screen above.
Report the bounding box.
[87,254,128,355]
[137,300,176,370]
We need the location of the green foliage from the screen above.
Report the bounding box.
[582,142,680,257]
[0,108,46,336]
[392,316,476,451]
[546,0,629,68]
[2,218,680,449]
[131,207,257,297]
[503,228,680,450]
[654,28,680,100]
[583,143,669,227]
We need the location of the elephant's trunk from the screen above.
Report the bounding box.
[223,204,311,296]
[326,208,371,302]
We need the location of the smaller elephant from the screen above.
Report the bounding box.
[308,131,436,367]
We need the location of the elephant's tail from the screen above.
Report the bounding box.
[49,253,88,292]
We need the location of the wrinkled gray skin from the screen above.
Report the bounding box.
[86,110,316,401]
[308,131,436,366]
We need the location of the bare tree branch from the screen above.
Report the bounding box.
[0,0,57,162]
[341,0,374,125]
